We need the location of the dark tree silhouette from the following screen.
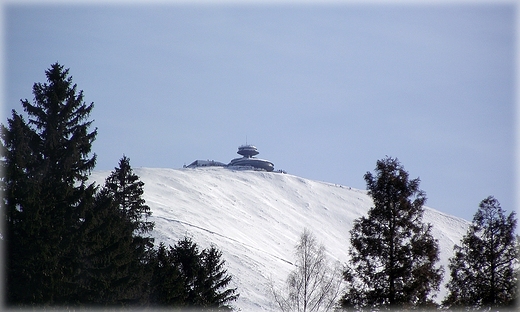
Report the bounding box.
[199,245,240,309]
[149,243,185,305]
[1,63,97,305]
[150,236,239,310]
[89,155,155,304]
[340,157,442,310]
[103,155,153,234]
[443,196,518,310]
[74,189,135,305]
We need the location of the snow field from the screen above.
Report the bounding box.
[89,167,469,311]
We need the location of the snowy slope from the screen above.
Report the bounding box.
[89,167,469,311]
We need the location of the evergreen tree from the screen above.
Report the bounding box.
[103,155,153,235]
[150,236,238,310]
[1,112,40,303]
[149,243,185,306]
[172,236,206,306]
[74,189,135,305]
[340,157,442,310]
[442,196,518,310]
[94,155,155,305]
[198,245,239,310]
[1,63,97,305]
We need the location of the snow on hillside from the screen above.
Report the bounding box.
[89,167,470,311]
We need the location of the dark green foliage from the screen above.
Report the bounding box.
[199,245,239,309]
[340,157,443,310]
[149,243,185,305]
[21,62,97,182]
[1,112,40,303]
[74,189,135,305]
[150,236,239,310]
[99,155,155,304]
[103,155,154,235]
[2,63,97,305]
[443,196,518,311]
[1,63,237,309]
[173,236,204,305]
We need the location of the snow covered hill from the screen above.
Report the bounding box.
[90,167,469,311]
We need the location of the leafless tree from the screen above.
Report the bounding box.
[270,228,343,312]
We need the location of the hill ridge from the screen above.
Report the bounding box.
[90,167,469,311]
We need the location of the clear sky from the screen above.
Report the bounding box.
[3,1,517,223]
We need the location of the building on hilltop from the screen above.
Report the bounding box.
[228,145,274,172]
[184,144,275,172]
[185,160,227,168]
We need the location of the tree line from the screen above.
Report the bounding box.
[272,158,518,312]
[2,64,518,311]
[1,63,237,309]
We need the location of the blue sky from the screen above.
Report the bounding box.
[4,2,516,223]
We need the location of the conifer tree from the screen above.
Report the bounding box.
[95,155,155,304]
[1,112,40,303]
[340,157,442,310]
[75,189,135,305]
[1,63,97,305]
[173,236,206,306]
[198,245,240,310]
[149,243,185,305]
[103,155,153,234]
[150,236,239,310]
[442,196,518,310]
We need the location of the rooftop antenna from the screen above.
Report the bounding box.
[246,135,248,145]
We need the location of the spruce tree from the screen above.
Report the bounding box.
[150,236,239,310]
[1,63,97,305]
[442,196,518,310]
[149,243,185,306]
[198,245,239,310]
[340,157,442,310]
[173,236,205,306]
[103,155,153,235]
[96,155,155,304]
[75,189,135,305]
[1,112,40,303]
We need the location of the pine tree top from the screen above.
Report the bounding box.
[19,62,97,183]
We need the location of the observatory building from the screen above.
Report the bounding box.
[228,145,274,172]
[185,144,275,172]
